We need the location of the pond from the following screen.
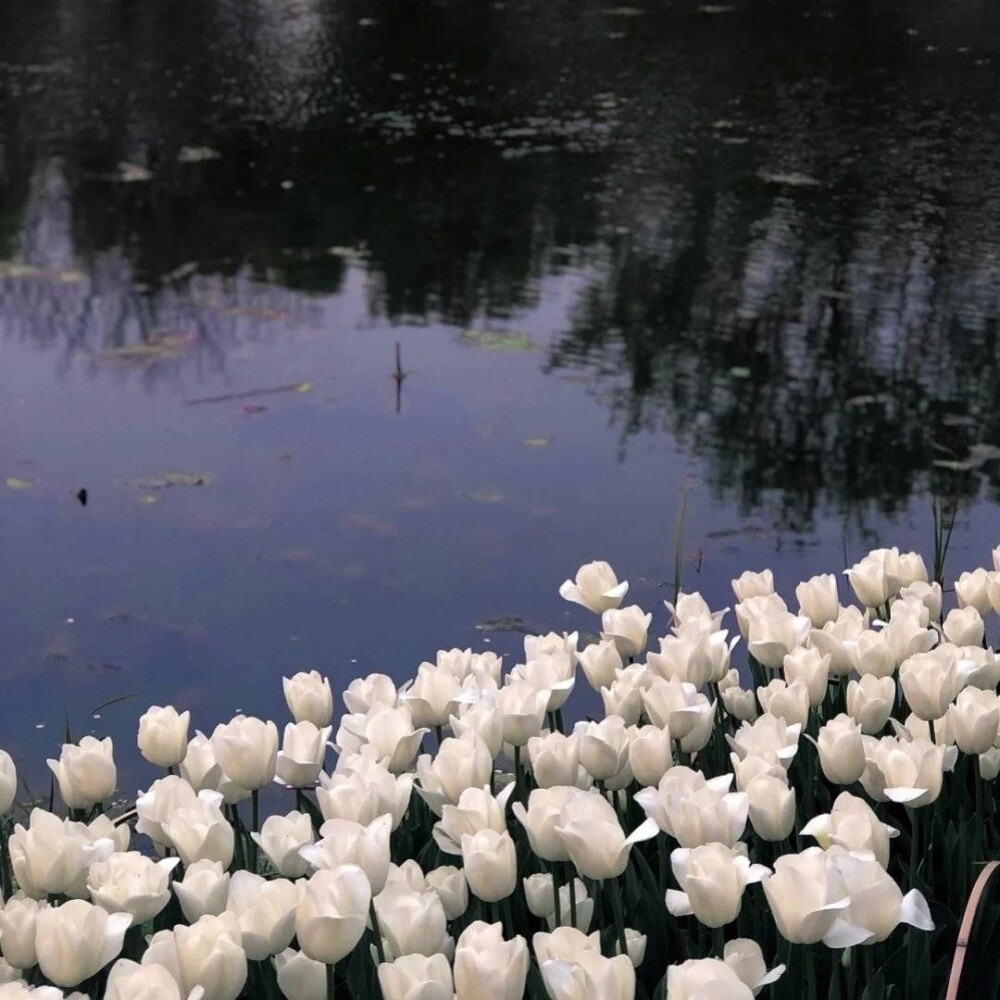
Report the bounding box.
[2,0,1000,792]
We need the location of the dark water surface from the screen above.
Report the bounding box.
[3,0,1000,788]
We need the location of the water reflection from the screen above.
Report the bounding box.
[2,0,1000,521]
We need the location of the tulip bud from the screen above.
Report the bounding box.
[762,848,849,944]
[666,958,755,1000]
[800,792,896,868]
[577,639,624,692]
[900,581,943,623]
[416,732,493,815]
[372,886,451,961]
[426,865,468,920]
[723,939,785,995]
[142,912,247,1000]
[600,606,653,660]
[162,795,235,869]
[0,895,47,969]
[628,725,673,787]
[283,670,334,727]
[846,675,895,735]
[454,922,529,1000]
[46,737,116,810]
[815,715,865,785]
[295,866,371,965]
[559,561,629,614]
[275,722,332,789]
[795,573,839,627]
[720,684,757,722]
[138,706,191,769]
[946,687,1000,756]
[273,948,325,1000]
[523,873,556,917]
[745,775,795,841]
[174,860,230,923]
[618,928,647,967]
[461,829,517,902]
[555,793,658,879]
[732,569,775,602]
[210,716,278,791]
[379,953,454,1000]
[845,550,893,608]
[576,717,631,783]
[943,606,985,648]
[105,959,198,1000]
[35,899,131,987]
[251,811,314,879]
[666,843,768,927]
[302,815,392,894]
[782,647,830,707]
[343,673,397,715]
[756,679,809,727]
[495,682,548,747]
[956,568,994,616]
[527,732,581,788]
[0,752,17,815]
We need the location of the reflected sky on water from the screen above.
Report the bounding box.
[2,0,1000,789]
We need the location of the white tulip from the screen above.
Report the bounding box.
[846,674,895,735]
[528,732,581,788]
[510,654,576,712]
[336,704,428,774]
[173,860,230,923]
[342,673,397,715]
[745,775,796,842]
[161,795,234,868]
[642,678,712,739]
[810,606,868,676]
[726,713,800,768]
[416,732,493,815]
[666,843,768,927]
[461,829,517,902]
[601,606,653,660]
[0,751,15,814]
[425,865,468,919]
[756,679,809,727]
[275,722,331,788]
[577,639,624,691]
[210,716,278,791]
[372,885,451,961]
[899,581,942,623]
[400,664,463,729]
[273,949,325,1000]
[282,670,334,727]
[451,699,505,758]
[782,647,830,707]
[800,792,896,868]
[853,630,896,680]
[88,852,179,923]
[723,939,785,996]
[860,735,956,807]
[301,815,392,894]
[178,735,249,804]
[435,783,514,855]
[226,871,298,960]
[142,912,247,1000]
[814,714,866,785]
[294,866,371,965]
[575,716,631,782]
[628,725,673,787]
[540,951,635,1000]
[35,899,130,987]
[319,751,412,829]
[105,958,204,1000]
[0,895,47,968]
[378,953,454,1000]
[495,682,548,747]
[665,592,728,631]
[554,792,657,879]
[761,848,850,944]
[795,573,840,627]
[666,958,754,1000]
[946,687,999,756]
[943,606,985,647]
[732,569,774,602]
[734,593,788,642]
[138,706,191,769]
[453,922,529,1000]
[250,812,314,878]
[559,561,629,614]
[955,568,995,616]
[46,737,116,810]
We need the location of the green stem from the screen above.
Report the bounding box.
[606,877,629,961]
[369,900,386,964]
[501,895,515,937]
[566,864,578,928]
[804,944,817,1000]
[713,925,725,958]
[513,745,524,802]
[657,832,668,902]
[550,863,562,927]
[326,961,336,997]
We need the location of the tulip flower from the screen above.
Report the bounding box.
[747,611,811,671]
[814,714,866,785]
[618,929,647,967]
[301,815,392,894]
[400,664,463,729]
[528,731,581,788]
[732,569,774,602]
[628,725,673,787]
[210,716,278,791]
[601,605,653,659]
[860,735,957,807]
[729,753,785,792]
[343,673,397,715]
[35,899,131,988]
[634,768,742,842]
[318,751,413,829]
[435,783,514,854]
[666,958,754,1000]
[511,653,576,712]
[47,736,116,810]
[545,881,595,931]
[559,561,629,614]
[461,829,517,902]
[250,811,314,878]
[577,639,624,692]
[453,922,529,1000]
[943,606,986,647]
[575,716,631,782]
[745,774,796,842]
[665,592,728,631]
[224,872,299,961]
[844,549,893,608]
[946,687,1000,755]
[173,860,231,923]
[900,580,943,623]
[957,645,1000,691]
[0,750,15,815]
[273,949,325,1000]
[137,706,191,769]
[282,670,334,727]
[178,735,249,804]
[105,958,202,1000]
[541,952,636,1000]
[142,913,247,1000]
[720,682,758,722]
[0,895,47,969]
[828,850,934,944]
[734,593,788,642]
[846,674,895,735]
[88,851,179,924]
[372,886,451,960]
[756,678,809,727]
[782,647,830,707]
[666,843,769,927]
[810,606,867,676]
[295,866,371,965]
[880,601,937,666]
[161,794,235,868]
[494,681,549,747]
[980,746,1000,780]
[451,698,505,758]
[336,704,428,774]
[378,953,454,1000]
[761,847,851,944]
[425,865,468,919]
[723,939,785,996]
[554,792,658,879]
[647,624,737,688]
[533,927,600,965]
[416,731,493,815]
[525,631,580,663]
[524,873,557,917]
[955,568,995,616]
[853,630,896,680]
[8,809,114,900]
[275,722,332,788]
[800,792,897,868]
[641,678,712,739]
[727,713,800,768]
[899,648,974,721]
[795,573,840,627]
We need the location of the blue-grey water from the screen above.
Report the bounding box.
[3,0,1000,792]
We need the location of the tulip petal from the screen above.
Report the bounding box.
[883,787,926,804]
[665,890,694,917]
[822,918,873,949]
[900,889,935,931]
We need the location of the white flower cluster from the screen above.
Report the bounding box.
[0,549,998,999]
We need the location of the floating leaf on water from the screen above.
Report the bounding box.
[342,513,399,536]
[462,490,506,504]
[475,615,533,634]
[177,146,220,164]
[113,162,153,183]
[136,494,158,505]
[523,437,550,448]
[459,329,534,352]
[98,335,186,362]
[115,471,210,491]
[757,170,822,188]
[5,476,34,490]
[295,382,314,393]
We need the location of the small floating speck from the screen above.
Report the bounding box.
[66,617,75,624]
[93,714,101,720]
[280,180,295,190]
[350,658,358,663]
[35,723,45,729]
